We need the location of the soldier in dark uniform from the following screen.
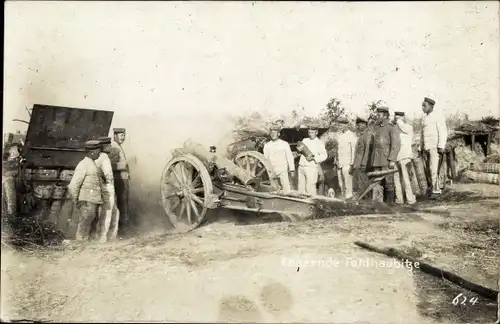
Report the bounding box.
[351,115,373,199]
[370,107,401,204]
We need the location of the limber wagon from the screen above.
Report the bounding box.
[160,139,397,232]
[18,104,114,239]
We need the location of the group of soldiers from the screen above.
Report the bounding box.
[263,97,448,204]
[67,128,130,242]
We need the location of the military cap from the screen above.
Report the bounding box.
[356,116,368,124]
[394,111,405,116]
[424,97,435,105]
[97,136,111,144]
[376,106,390,113]
[269,124,281,131]
[337,116,349,124]
[113,128,126,134]
[307,122,319,130]
[85,140,101,150]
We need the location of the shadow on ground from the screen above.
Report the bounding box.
[416,189,500,208]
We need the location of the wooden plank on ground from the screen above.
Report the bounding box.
[354,241,499,300]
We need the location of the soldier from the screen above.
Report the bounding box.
[2,144,20,216]
[67,140,103,241]
[419,97,447,196]
[371,107,401,204]
[94,136,120,242]
[336,117,357,199]
[109,128,130,236]
[263,125,295,193]
[393,111,417,205]
[352,115,372,198]
[297,123,328,195]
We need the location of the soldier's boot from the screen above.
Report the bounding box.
[384,191,396,205]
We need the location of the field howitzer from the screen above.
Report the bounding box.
[176,139,259,187]
[162,139,323,232]
[162,139,402,233]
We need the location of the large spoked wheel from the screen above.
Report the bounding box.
[234,151,280,190]
[161,154,213,232]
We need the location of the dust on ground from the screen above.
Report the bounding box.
[1,183,499,323]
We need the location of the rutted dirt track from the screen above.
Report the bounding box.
[1,184,499,323]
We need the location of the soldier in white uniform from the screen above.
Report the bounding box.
[419,97,448,196]
[67,140,103,241]
[393,111,417,205]
[263,125,295,193]
[94,136,120,242]
[109,128,130,236]
[335,117,358,199]
[297,124,328,195]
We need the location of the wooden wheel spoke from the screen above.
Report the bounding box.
[190,199,201,218]
[192,173,201,186]
[164,191,180,199]
[256,167,266,178]
[169,199,181,222]
[190,187,204,194]
[170,168,183,186]
[179,162,188,183]
[161,155,212,232]
[179,199,186,218]
[184,163,194,183]
[234,151,277,189]
[170,199,181,212]
[251,159,259,174]
[191,194,204,206]
[186,198,192,223]
[168,182,181,191]
[244,156,251,171]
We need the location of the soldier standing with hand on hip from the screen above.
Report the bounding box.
[263,125,295,193]
[370,107,401,204]
[297,123,328,195]
[67,140,104,241]
[94,136,120,242]
[109,128,130,236]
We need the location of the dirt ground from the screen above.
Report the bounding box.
[1,183,499,323]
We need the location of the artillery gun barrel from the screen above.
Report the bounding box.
[182,139,254,185]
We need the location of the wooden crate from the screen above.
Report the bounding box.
[33,183,55,199]
[462,170,499,185]
[469,163,500,174]
[407,161,421,196]
[25,169,59,181]
[412,158,428,195]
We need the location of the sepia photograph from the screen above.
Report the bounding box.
[2,1,499,323]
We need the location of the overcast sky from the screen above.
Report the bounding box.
[4,1,499,143]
